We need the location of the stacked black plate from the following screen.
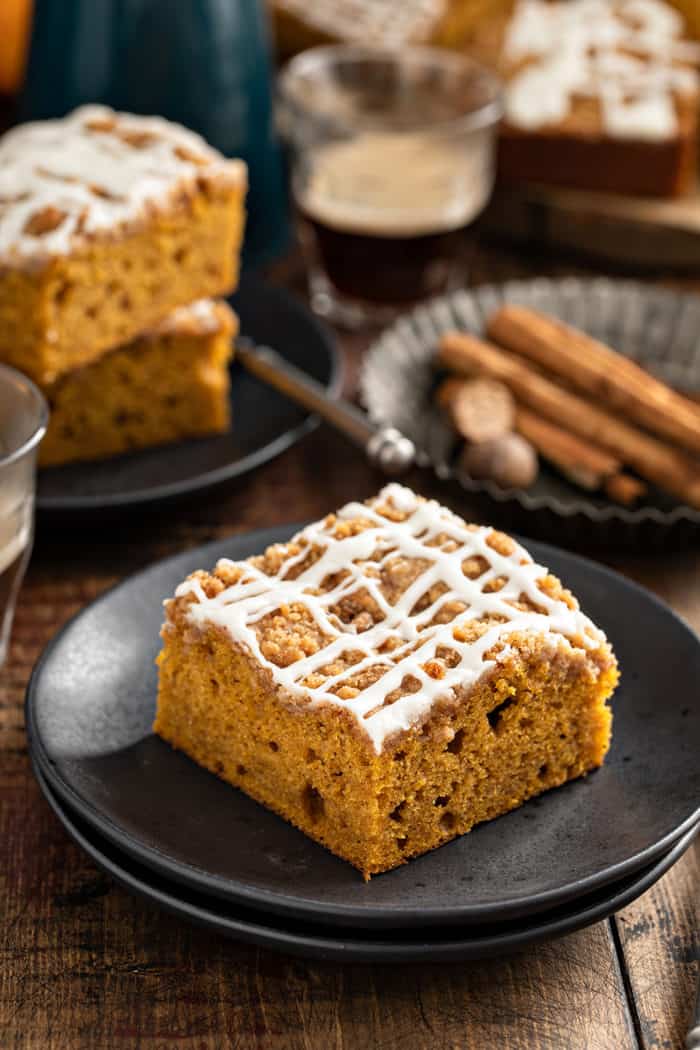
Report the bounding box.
[27,528,700,962]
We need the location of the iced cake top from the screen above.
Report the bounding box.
[275,0,446,46]
[169,485,611,753]
[0,105,246,265]
[504,0,700,140]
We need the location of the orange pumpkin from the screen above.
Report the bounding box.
[0,0,34,96]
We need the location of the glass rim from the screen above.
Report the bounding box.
[0,362,49,469]
[279,44,504,136]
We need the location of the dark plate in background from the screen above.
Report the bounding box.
[32,761,698,963]
[361,278,700,547]
[26,526,700,929]
[36,280,341,515]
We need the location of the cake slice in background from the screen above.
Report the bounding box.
[155,485,618,878]
[0,105,246,388]
[39,300,236,467]
[270,0,514,58]
[478,0,700,197]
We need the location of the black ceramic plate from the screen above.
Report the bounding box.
[36,280,341,514]
[361,278,700,548]
[33,761,698,963]
[27,527,700,930]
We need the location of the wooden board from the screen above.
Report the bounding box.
[485,182,700,270]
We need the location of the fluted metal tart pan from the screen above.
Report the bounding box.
[361,278,700,547]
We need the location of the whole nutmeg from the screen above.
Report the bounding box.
[462,433,538,490]
[435,377,515,444]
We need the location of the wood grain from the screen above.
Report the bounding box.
[1,772,638,1050]
[615,840,699,1050]
[1,243,698,1049]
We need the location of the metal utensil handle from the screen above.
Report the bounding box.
[237,340,416,475]
[687,975,700,1050]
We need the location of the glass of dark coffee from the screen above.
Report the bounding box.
[279,45,502,327]
[0,364,47,667]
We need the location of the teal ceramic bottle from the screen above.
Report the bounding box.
[19,0,289,268]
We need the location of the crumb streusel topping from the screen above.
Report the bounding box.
[170,485,607,751]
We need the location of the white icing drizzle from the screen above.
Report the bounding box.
[173,485,607,753]
[0,105,246,264]
[151,299,224,337]
[504,0,700,140]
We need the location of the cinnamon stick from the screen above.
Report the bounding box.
[487,305,700,456]
[516,407,647,504]
[515,407,620,490]
[604,473,648,506]
[438,330,700,509]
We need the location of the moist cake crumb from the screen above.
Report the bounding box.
[39,300,236,467]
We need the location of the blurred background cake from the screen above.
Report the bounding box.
[270,0,700,55]
[270,0,515,58]
[0,105,246,467]
[484,0,700,197]
[272,0,700,199]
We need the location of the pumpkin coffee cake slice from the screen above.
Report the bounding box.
[154,485,618,878]
[0,105,246,387]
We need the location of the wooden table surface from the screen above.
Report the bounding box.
[1,243,698,1050]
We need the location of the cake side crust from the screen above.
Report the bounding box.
[155,620,382,876]
[497,95,698,197]
[154,614,616,878]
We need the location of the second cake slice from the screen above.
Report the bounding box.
[39,299,236,467]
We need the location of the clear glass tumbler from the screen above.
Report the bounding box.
[278,45,502,327]
[0,364,48,667]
